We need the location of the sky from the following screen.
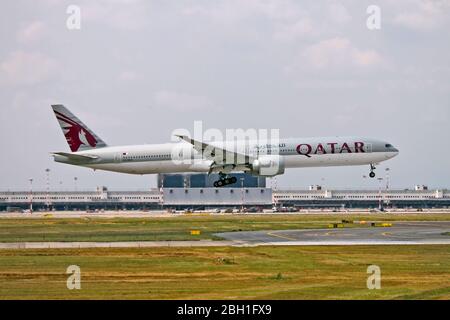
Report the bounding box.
[0,0,449,191]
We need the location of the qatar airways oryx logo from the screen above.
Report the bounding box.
[296,142,365,157]
[55,111,98,152]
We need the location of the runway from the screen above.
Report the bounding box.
[215,221,450,245]
[0,240,235,249]
[0,221,449,249]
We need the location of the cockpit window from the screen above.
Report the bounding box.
[385,144,393,148]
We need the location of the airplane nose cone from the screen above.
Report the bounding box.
[391,148,399,158]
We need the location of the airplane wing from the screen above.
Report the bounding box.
[51,152,98,162]
[175,135,254,169]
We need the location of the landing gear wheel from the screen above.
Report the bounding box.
[369,164,376,178]
[214,179,226,187]
[213,174,238,187]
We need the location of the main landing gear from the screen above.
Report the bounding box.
[369,164,376,178]
[213,173,237,187]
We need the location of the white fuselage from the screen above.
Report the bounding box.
[53,136,399,176]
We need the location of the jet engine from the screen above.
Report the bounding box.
[250,155,285,177]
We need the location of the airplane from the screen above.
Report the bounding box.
[51,105,399,187]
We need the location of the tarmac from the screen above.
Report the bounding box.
[1,209,449,219]
[215,221,450,245]
[0,240,235,249]
[0,221,449,249]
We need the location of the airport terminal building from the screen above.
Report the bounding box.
[1,174,449,211]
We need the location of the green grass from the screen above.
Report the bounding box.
[0,213,449,242]
[0,245,449,299]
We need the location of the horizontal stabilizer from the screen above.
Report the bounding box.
[52,152,98,162]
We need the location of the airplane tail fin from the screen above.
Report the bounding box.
[51,104,107,152]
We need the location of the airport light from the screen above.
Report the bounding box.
[45,168,51,211]
[240,177,245,212]
[159,176,164,210]
[385,168,390,191]
[271,176,278,191]
[377,177,384,211]
[29,178,33,214]
[385,168,391,206]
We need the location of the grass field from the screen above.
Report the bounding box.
[0,213,449,242]
[0,214,448,299]
[0,245,449,299]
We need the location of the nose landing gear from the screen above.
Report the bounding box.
[213,173,238,187]
[369,164,376,178]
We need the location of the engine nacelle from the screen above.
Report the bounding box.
[250,155,285,177]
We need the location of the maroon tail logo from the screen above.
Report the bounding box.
[55,111,97,152]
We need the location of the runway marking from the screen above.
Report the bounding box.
[266,231,297,241]
[325,232,353,237]
[382,232,392,237]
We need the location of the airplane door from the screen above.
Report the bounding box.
[114,153,122,163]
[364,143,373,153]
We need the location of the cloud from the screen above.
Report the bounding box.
[181,1,355,43]
[81,0,149,30]
[0,51,58,86]
[0,0,449,190]
[152,90,216,112]
[117,70,140,82]
[181,0,317,47]
[182,0,303,23]
[393,0,450,31]
[295,37,383,70]
[273,18,315,41]
[328,3,352,24]
[17,21,46,45]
